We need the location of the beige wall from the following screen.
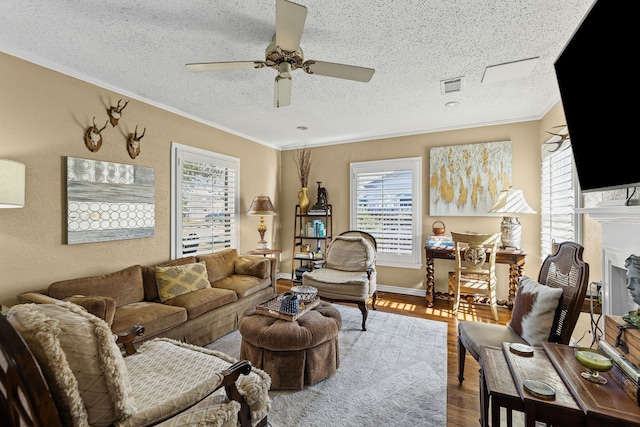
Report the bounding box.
[280,122,546,300]
[0,52,280,306]
[0,51,601,307]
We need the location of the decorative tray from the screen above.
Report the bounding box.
[255,294,321,321]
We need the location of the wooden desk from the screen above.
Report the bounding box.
[246,249,282,257]
[543,342,640,427]
[481,342,640,427]
[424,244,526,308]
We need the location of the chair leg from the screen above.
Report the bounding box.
[458,336,466,384]
[357,301,368,331]
[489,278,499,322]
[371,291,377,310]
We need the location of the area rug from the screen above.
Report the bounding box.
[207,304,447,427]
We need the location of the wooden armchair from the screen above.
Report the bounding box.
[0,302,271,427]
[457,241,590,385]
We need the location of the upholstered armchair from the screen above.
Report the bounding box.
[0,301,271,427]
[302,230,377,331]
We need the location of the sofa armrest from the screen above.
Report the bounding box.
[17,292,61,305]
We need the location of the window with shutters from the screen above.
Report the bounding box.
[540,136,581,260]
[171,143,239,258]
[350,157,422,268]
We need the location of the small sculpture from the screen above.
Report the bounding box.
[622,254,640,326]
[311,181,328,211]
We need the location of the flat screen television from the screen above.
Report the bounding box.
[554,0,637,193]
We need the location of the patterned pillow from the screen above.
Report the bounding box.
[155,261,211,302]
[507,276,563,346]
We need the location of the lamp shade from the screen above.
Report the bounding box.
[0,159,25,208]
[488,188,535,215]
[247,195,277,216]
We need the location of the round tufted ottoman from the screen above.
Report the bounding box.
[239,301,341,390]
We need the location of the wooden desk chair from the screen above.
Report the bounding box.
[450,231,501,321]
[457,241,590,385]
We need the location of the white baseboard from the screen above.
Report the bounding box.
[277,273,426,298]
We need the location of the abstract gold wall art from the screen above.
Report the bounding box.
[429,141,512,216]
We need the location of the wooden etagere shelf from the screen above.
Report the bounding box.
[291,204,332,283]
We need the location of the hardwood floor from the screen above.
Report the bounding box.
[277,279,514,427]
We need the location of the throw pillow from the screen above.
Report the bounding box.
[155,261,211,302]
[234,258,270,279]
[507,276,563,346]
[7,302,137,427]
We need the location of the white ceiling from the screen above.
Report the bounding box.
[0,0,595,150]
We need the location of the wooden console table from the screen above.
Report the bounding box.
[480,342,640,427]
[424,244,526,308]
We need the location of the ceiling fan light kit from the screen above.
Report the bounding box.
[185,0,375,108]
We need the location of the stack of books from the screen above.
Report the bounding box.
[426,234,453,247]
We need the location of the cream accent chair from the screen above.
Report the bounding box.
[450,231,501,322]
[0,301,271,427]
[302,230,377,331]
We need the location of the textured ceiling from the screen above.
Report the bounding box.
[0,0,595,150]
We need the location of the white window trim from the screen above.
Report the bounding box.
[540,131,581,260]
[350,157,423,269]
[170,142,240,258]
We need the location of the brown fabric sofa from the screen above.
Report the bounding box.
[17,249,277,347]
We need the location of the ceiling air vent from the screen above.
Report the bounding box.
[441,77,464,94]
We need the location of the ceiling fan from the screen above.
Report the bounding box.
[185,0,375,108]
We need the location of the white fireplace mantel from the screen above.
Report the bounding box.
[576,205,640,225]
[576,204,640,315]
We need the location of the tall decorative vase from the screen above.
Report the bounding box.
[298,187,310,214]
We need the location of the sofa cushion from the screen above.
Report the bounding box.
[64,295,117,327]
[7,302,137,427]
[212,275,272,299]
[234,257,270,279]
[111,302,187,338]
[141,256,197,302]
[507,275,563,346]
[326,236,376,271]
[49,265,145,308]
[155,261,211,303]
[163,287,238,319]
[197,249,238,283]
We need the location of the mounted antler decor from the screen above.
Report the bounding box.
[127,125,146,159]
[107,99,129,126]
[84,116,109,152]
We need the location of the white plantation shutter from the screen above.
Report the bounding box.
[171,143,239,258]
[541,140,581,260]
[350,158,422,268]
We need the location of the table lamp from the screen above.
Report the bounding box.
[0,159,25,208]
[488,187,535,249]
[247,195,277,249]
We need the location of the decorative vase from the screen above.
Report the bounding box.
[298,187,310,214]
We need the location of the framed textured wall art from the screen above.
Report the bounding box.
[429,141,512,216]
[66,156,155,244]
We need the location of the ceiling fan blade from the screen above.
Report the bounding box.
[274,75,292,108]
[186,61,265,72]
[303,60,375,82]
[276,0,307,52]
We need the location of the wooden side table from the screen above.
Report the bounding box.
[246,249,282,257]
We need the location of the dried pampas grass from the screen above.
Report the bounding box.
[293,148,311,188]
